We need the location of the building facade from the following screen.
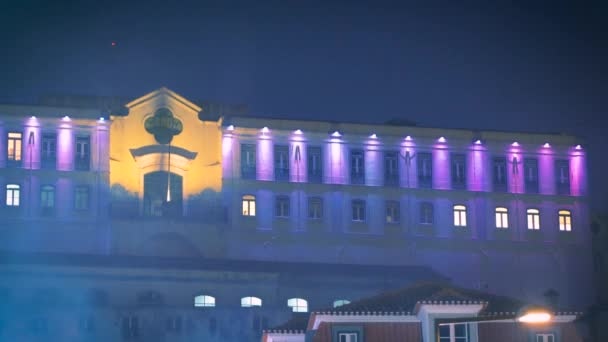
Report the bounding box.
[0,88,594,341]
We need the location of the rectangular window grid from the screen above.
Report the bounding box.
[417,152,432,188]
[274,145,289,181]
[350,150,365,185]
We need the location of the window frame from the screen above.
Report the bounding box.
[41,133,57,169]
[555,159,570,195]
[351,199,366,222]
[194,295,216,308]
[75,136,91,171]
[241,296,262,308]
[333,299,351,308]
[385,200,400,224]
[419,202,434,225]
[274,144,290,181]
[287,298,308,313]
[350,149,365,184]
[524,158,539,194]
[453,204,467,227]
[495,207,509,229]
[308,197,323,220]
[492,157,508,192]
[527,208,541,230]
[74,185,90,211]
[451,153,467,189]
[307,146,323,182]
[438,323,469,342]
[40,185,56,209]
[384,151,399,186]
[5,183,20,207]
[241,195,256,217]
[275,195,290,218]
[417,152,433,188]
[240,144,257,179]
[7,131,23,163]
[558,209,572,232]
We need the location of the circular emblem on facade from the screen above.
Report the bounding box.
[144,108,183,144]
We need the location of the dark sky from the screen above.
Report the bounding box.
[1,0,607,210]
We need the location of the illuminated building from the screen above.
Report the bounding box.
[0,88,593,341]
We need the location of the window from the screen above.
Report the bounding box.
[536,333,555,342]
[242,195,256,217]
[121,316,139,339]
[385,200,400,224]
[439,323,469,342]
[451,153,466,189]
[241,144,256,179]
[40,185,55,210]
[75,186,89,210]
[307,146,323,182]
[384,151,399,185]
[165,315,182,333]
[5,184,20,207]
[351,200,366,222]
[555,160,570,195]
[417,152,432,188]
[333,299,350,308]
[350,150,365,184]
[194,295,216,307]
[453,205,467,227]
[41,134,56,169]
[558,210,572,231]
[75,136,90,171]
[275,196,290,218]
[287,298,308,312]
[241,296,262,307]
[7,132,22,162]
[524,158,539,194]
[495,207,509,229]
[338,332,359,342]
[274,145,289,181]
[308,197,323,220]
[527,208,541,230]
[492,157,507,192]
[420,202,434,225]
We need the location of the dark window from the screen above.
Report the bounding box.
[241,144,256,179]
[535,333,555,342]
[384,151,399,186]
[338,332,359,342]
[40,185,55,216]
[385,200,400,223]
[420,202,434,224]
[451,153,466,189]
[41,134,56,169]
[555,160,570,195]
[307,146,322,183]
[350,150,365,184]
[492,157,507,192]
[75,136,90,171]
[75,186,89,210]
[121,316,139,339]
[352,200,366,222]
[275,196,290,218]
[524,158,539,194]
[274,145,289,181]
[308,197,323,220]
[166,315,182,334]
[439,323,469,342]
[7,132,22,164]
[417,152,432,188]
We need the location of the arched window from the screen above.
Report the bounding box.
[453,205,467,227]
[495,207,509,229]
[242,195,256,216]
[527,209,540,230]
[287,298,308,312]
[333,299,351,308]
[558,210,572,231]
[6,184,20,206]
[194,295,215,307]
[241,296,262,307]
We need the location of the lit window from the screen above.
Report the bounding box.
[350,150,365,184]
[194,295,215,307]
[352,200,366,222]
[451,153,466,189]
[241,296,262,308]
[339,332,359,342]
[307,146,323,182]
[75,186,89,210]
[7,132,22,162]
[527,209,541,230]
[333,299,350,308]
[384,151,399,185]
[536,333,555,342]
[41,185,55,208]
[308,197,323,220]
[495,207,509,229]
[385,201,400,224]
[5,184,20,207]
[558,210,572,231]
[274,145,289,181]
[242,195,256,216]
[439,323,469,342]
[276,196,290,218]
[75,136,90,171]
[453,205,467,227]
[287,298,308,312]
[420,202,434,224]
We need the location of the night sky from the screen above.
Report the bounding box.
[1,0,606,211]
